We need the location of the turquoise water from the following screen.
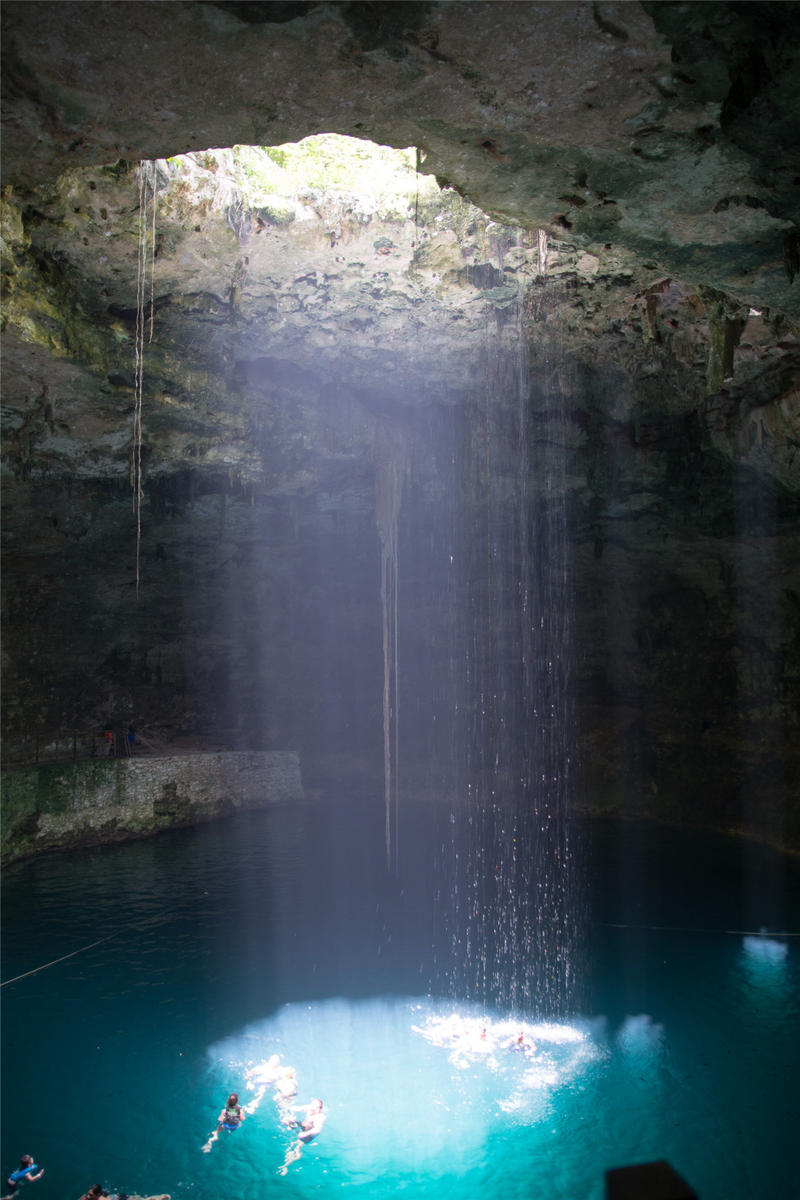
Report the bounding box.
[1,799,798,1199]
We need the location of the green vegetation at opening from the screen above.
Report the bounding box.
[168,134,439,220]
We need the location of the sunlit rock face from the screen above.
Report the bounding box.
[1,2,799,848]
[3,1,799,316]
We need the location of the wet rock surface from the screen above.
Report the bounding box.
[1,2,799,849]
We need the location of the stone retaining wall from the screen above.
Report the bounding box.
[1,751,303,864]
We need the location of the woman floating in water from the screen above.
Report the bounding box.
[218,1093,245,1133]
[202,1092,245,1153]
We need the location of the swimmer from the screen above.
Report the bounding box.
[274,1066,298,1103]
[508,1030,536,1055]
[278,1099,326,1175]
[246,1054,282,1087]
[202,1092,245,1152]
[298,1098,326,1142]
[4,1156,43,1196]
[282,1096,326,1138]
[217,1092,245,1133]
[243,1054,283,1115]
[475,1024,497,1052]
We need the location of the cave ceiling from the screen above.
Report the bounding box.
[2,2,800,314]
[2,1,799,490]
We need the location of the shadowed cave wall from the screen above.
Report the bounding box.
[2,1,799,851]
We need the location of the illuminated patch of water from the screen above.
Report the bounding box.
[2,810,798,1200]
[203,997,604,1184]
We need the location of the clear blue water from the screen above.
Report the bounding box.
[1,798,798,1200]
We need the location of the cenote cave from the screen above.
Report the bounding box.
[1,4,799,1200]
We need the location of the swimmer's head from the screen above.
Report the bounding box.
[310,1098,323,1112]
[227,1093,239,1106]
[20,1157,34,1168]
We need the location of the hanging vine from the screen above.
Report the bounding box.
[133,160,158,595]
[374,420,407,871]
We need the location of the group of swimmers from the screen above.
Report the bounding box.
[3,1166,161,1200]
[413,1013,539,1074]
[5,1056,324,1197]
[203,1053,326,1175]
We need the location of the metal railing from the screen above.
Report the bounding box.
[2,728,139,769]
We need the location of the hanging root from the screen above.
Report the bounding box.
[133,160,158,596]
[374,421,407,870]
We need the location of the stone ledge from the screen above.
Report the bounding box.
[0,750,304,865]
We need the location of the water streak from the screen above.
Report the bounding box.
[437,230,583,1017]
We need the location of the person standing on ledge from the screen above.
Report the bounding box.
[3,1155,44,1196]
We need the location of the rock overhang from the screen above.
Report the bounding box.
[2,0,799,317]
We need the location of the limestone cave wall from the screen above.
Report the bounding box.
[2,1,799,851]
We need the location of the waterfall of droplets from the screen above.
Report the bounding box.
[437,228,584,1018]
[374,421,407,870]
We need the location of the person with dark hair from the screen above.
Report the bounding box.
[77,1186,106,1200]
[4,1155,44,1195]
[202,1091,246,1152]
[217,1092,245,1134]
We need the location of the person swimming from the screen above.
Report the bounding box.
[278,1099,326,1174]
[217,1093,245,1133]
[5,1156,44,1195]
[508,1030,536,1055]
[202,1092,245,1152]
[297,1098,326,1143]
[246,1054,282,1087]
[243,1054,283,1117]
[274,1066,299,1121]
[274,1066,297,1101]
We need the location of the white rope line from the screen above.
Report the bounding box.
[598,922,799,937]
[0,931,122,988]
[2,920,793,990]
